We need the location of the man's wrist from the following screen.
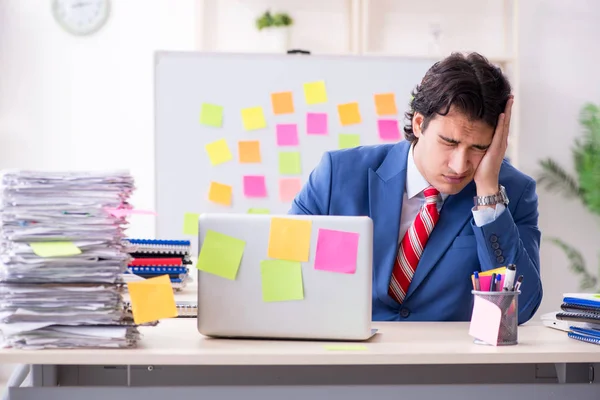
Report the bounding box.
[474,181,501,210]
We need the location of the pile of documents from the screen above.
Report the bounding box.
[0,170,143,349]
[542,293,600,346]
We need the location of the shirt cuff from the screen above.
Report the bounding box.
[471,204,506,227]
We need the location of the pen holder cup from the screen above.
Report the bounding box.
[470,290,520,346]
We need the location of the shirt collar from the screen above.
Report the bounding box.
[406,143,448,201]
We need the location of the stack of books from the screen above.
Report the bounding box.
[122,239,193,291]
[546,293,600,345]
[0,170,145,349]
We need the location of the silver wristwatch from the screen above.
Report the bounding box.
[474,185,509,207]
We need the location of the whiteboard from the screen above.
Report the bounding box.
[154,51,433,246]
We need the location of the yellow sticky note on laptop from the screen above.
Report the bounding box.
[197,230,245,280]
[268,217,312,262]
[127,275,178,325]
[241,106,267,131]
[260,259,304,302]
[30,241,81,257]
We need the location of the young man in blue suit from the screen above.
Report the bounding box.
[289,52,542,324]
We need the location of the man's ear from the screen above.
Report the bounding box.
[412,112,425,138]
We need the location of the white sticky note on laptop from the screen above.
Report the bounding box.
[469,296,501,346]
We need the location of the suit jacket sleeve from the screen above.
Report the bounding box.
[288,152,332,215]
[471,179,543,324]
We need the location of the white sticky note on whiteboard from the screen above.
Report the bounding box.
[468,296,502,346]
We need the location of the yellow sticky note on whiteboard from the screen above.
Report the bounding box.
[127,275,178,324]
[303,81,327,104]
[205,138,232,166]
[241,107,267,131]
[267,217,312,262]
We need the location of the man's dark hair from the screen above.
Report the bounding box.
[403,52,512,142]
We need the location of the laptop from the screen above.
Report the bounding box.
[196,213,376,341]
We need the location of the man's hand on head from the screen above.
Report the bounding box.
[473,95,514,203]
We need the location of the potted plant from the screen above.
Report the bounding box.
[255,10,293,53]
[537,102,600,291]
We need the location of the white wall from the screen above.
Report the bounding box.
[0,0,198,381]
[517,0,600,314]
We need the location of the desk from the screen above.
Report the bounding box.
[3,319,600,400]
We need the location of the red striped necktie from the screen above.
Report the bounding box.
[388,186,440,304]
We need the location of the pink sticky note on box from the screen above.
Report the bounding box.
[276,124,299,146]
[469,296,502,345]
[307,113,328,135]
[243,175,267,198]
[314,228,360,274]
[279,178,301,202]
[378,119,400,141]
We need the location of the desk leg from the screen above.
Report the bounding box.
[554,363,597,384]
[30,365,57,387]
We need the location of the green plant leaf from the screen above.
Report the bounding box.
[537,158,582,199]
[574,102,600,216]
[548,237,597,290]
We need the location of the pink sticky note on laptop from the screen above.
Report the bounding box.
[469,296,502,345]
[314,228,360,274]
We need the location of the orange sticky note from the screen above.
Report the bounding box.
[268,217,312,262]
[205,138,233,166]
[208,182,232,206]
[241,106,267,131]
[374,93,398,116]
[338,102,361,126]
[271,91,294,115]
[279,178,302,202]
[127,275,178,324]
[238,140,261,163]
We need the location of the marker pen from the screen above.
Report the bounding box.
[503,264,517,291]
[474,271,481,291]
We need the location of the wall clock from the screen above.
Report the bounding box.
[52,0,111,36]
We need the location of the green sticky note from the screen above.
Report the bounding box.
[183,213,200,235]
[197,230,245,280]
[323,345,368,351]
[260,260,304,302]
[338,134,360,149]
[200,103,223,127]
[278,152,301,175]
[29,242,82,258]
[248,208,270,214]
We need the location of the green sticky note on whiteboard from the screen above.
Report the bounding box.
[260,260,304,302]
[248,208,270,214]
[183,213,200,235]
[200,103,223,127]
[197,230,245,280]
[339,134,360,149]
[30,242,82,257]
[278,152,301,175]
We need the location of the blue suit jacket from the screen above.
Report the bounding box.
[289,140,543,324]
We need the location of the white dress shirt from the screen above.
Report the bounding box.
[399,145,505,242]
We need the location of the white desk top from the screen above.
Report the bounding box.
[1,319,600,366]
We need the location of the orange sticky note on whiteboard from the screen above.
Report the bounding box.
[127,275,178,324]
[338,102,362,126]
[238,140,261,163]
[268,217,312,262]
[271,91,294,115]
[208,182,232,206]
[374,93,398,116]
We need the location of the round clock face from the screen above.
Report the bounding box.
[52,0,110,36]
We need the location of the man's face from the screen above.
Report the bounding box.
[412,107,495,195]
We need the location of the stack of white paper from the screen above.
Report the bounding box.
[0,170,142,349]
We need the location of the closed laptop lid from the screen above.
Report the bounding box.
[196,213,373,340]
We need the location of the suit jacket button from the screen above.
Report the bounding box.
[490,235,498,243]
[497,256,505,263]
[492,242,500,249]
[494,249,502,256]
[400,308,410,318]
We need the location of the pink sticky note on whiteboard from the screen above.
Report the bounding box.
[307,113,328,135]
[279,178,302,202]
[378,119,400,140]
[276,124,299,146]
[243,175,267,198]
[468,296,502,345]
[314,228,360,274]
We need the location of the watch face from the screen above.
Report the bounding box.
[52,0,110,36]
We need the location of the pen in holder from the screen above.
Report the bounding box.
[469,290,520,346]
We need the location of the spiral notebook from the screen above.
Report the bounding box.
[568,332,600,345]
